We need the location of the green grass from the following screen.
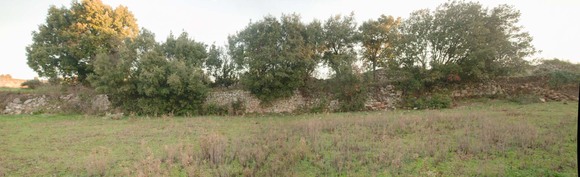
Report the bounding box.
[0,100,577,176]
[0,87,35,93]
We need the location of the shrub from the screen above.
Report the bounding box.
[533,58,580,75]
[21,79,42,89]
[547,71,580,88]
[230,99,246,116]
[229,15,318,104]
[403,93,452,109]
[396,77,423,95]
[426,94,452,109]
[309,97,330,113]
[89,30,210,116]
[331,70,367,112]
[203,104,229,116]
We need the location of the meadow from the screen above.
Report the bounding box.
[0,99,577,176]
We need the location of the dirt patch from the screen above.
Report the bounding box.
[0,74,26,88]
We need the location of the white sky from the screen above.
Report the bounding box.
[1,0,578,79]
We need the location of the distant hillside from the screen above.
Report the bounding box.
[0,74,26,88]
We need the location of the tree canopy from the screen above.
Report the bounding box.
[26,0,139,83]
[394,1,536,83]
[29,0,541,114]
[360,15,401,77]
[228,14,319,102]
[89,29,209,115]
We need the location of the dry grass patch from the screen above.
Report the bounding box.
[85,146,111,176]
[0,100,576,176]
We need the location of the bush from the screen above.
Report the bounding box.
[242,72,299,104]
[308,97,330,113]
[403,93,452,109]
[203,104,229,116]
[21,79,43,89]
[547,71,580,88]
[201,99,245,116]
[533,58,580,75]
[89,30,210,116]
[331,70,367,112]
[230,99,246,116]
[396,78,423,95]
[426,94,452,109]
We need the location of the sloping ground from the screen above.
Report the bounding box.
[0,101,576,176]
[0,75,26,88]
[495,76,578,100]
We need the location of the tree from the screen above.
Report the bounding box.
[359,15,401,78]
[89,29,209,115]
[206,44,238,87]
[394,9,433,70]
[318,14,368,111]
[321,13,359,74]
[228,14,318,102]
[26,0,138,83]
[429,1,535,81]
[393,1,536,83]
[162,32,207,68]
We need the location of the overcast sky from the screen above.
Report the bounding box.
[1,0,578,79]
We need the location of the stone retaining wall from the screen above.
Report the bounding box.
[205,90,306,114]
[1,76,577,115]
[1,93,111,115]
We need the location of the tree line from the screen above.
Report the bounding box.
[26,0,536,115]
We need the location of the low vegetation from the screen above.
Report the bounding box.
[0,100,576,176]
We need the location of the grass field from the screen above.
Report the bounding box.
[0,100,577,176]
[0,87,32,93]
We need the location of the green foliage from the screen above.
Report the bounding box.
[427,93,452,109]
[316,14,368,112]
[547,71,580,88]
[533,58,580,75]
[162,32,207,67]
[332,70,367,112]
[202,104,229,116]
[230,99,246,115]
[229,14,318,103]
[390,67,432,95]
[404,93,452,109]
[89,29,209,115]
[206,44,238,87]
[21,79,43,89]
[307,96,330,113]
[393,1,535,83]
[359,15,401,77]
[201,99,245,116]
[396,77,423,94]
[321,13,359,73]
[26,0,139,83]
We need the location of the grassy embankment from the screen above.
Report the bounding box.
[0,100,577,176]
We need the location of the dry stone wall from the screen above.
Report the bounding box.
[206,90,307,113]
[1,76,576,115]
[447,76,578,101]
[1,94,111,115]
[206,85,404,113]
